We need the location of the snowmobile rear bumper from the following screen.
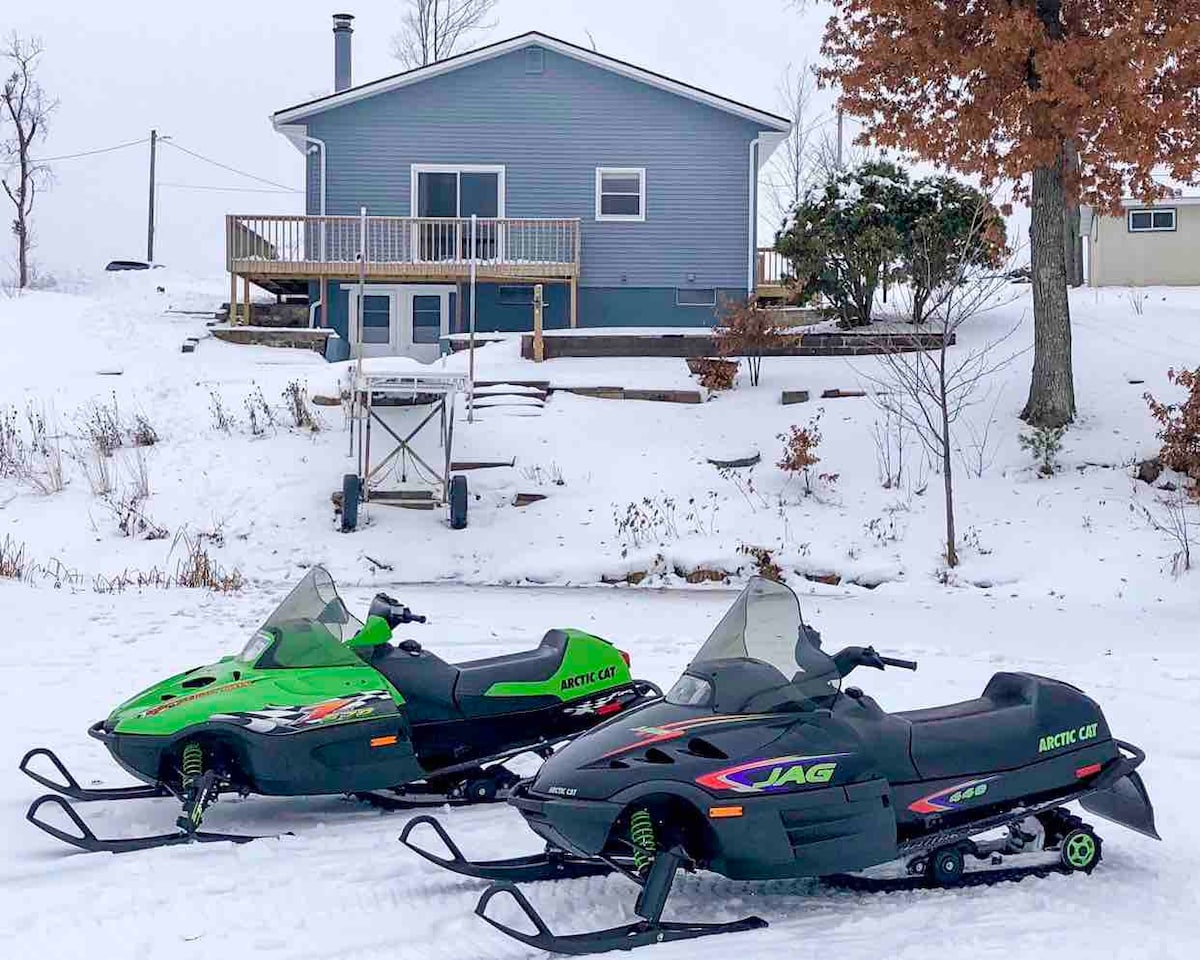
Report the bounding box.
[1080,739,1160,840]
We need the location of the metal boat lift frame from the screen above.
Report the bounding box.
[350,371,469,510]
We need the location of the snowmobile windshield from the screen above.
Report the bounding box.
[687,577,841,702]
[239,567,365,669]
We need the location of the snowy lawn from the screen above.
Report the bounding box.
[1,579,1196,959]
[0,272,1197,598]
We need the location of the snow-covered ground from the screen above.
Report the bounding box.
[0,271,1197,598]
[0,271,1197,958]
[1,581,1196,959]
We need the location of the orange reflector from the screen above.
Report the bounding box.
[370,735,398,748]
[1075,763,1103,779]
[708,806,744,819]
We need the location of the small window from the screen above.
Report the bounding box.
[596,168,646,222]
[525,47,545,75]
[676,288,717,307]
[498,285,535,305]
[411,295,442,345]
[361,294,391,344]
[1128,208,1176,232]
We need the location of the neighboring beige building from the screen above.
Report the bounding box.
[1085,198,1200,287]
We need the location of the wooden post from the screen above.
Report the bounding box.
[532,283,545,362]
[229,270,238,326]
[243,276,252,326]
[571,219,581,329]
[319,276,329,328]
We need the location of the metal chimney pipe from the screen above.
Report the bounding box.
[333,13,354,92]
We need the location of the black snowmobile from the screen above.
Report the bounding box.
[402,577,1159,954]
[20,567,660,853]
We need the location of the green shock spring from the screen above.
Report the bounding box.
[630,809,657,874]
[180,742,204,791]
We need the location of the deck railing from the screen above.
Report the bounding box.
[227,215,581,277]
[756,247,793,288]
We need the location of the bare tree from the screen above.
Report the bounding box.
[391,0,499,69]
[1,34,55,290]
[859,204,1023,568]
[1142,488,1196,578]
[762,63,817,227]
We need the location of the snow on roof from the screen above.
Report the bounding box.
[272,31,791,133]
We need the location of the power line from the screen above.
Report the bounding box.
[159,181,298,195]
[161,139,301,192]
[34,136,150,163]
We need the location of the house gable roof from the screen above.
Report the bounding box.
[273,31,791,132]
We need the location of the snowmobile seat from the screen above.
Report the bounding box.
[369,644,462,725]
[898,672,1042,779]
[453,629,571,708]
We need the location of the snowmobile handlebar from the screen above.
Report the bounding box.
[367,593,427,628]
[832,645,918,677]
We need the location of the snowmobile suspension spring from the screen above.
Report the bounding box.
[180,742,204,790]
[630,809,657,874]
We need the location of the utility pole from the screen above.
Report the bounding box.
[146,129,158,263]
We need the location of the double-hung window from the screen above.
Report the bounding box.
[595,168,646,222]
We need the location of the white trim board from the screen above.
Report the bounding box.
[273,32,791,134]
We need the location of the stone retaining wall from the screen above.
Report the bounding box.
[520,329,951,360]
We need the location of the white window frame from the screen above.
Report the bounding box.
[1127,207,1176,233]
[595,167,646,223]
[410,163,507,219]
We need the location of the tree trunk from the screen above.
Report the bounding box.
[17,223,28,288]
[1021,155,1076,427]
[940,364,957,568]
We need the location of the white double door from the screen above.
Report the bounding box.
[346,284,456,362]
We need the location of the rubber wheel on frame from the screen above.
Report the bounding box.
[465,778,497,802]
[1060,826,1102,874]
[449,475,468,530]
[341,474,361,532]
[929,846,965,887]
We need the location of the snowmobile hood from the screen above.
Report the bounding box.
[104,654,401,737]
[527,698,804,801]
[102,567,409,737]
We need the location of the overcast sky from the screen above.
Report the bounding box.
[5,0,846,281]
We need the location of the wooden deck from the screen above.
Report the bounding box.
[226,213,582,324]
[227,214,580,282]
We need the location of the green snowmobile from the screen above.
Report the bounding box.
[21,566,660,853]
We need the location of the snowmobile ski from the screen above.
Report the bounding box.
[400,814,615,882]
[20,747,169,802]
[25,794,266,854]
[475,848,766,955]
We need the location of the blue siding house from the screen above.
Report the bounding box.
[226,19,789,360]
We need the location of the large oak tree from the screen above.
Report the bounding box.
[815,1,1200,427]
